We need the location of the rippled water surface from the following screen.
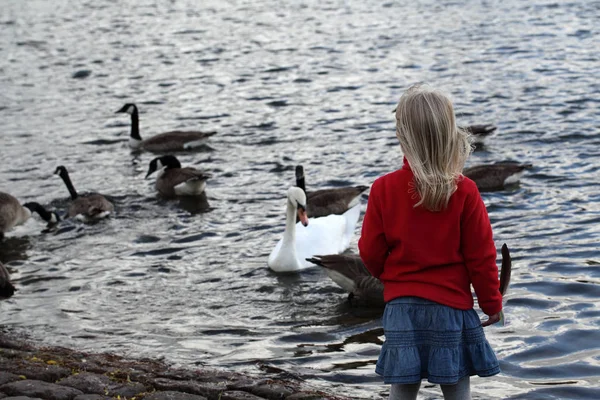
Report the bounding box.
[1,0,600,398]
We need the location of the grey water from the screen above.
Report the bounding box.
[1,0,599,398]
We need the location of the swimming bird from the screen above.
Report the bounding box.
[115,103,217,152]
[268,187,360,273]
[463,124,497,137]
[306,253,385,307]
[307,244,512,308]
[145,155,211,197]
[463,162,532,192]
[391,108,497,138]
[295,165,368,219]
[0,262,16,300]
[54,166,114,220]
[0,192,59,239]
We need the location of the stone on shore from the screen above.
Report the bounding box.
[153,378,227,398]
[218,391,265,400]
[57,373,147,397]
[73,396,110,400]
[0,332,353,400]
[0,373,19,386]
[144,391,207,400]
[4,397,44,400]
[0,380,83,400]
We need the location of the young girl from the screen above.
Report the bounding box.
[358,84,502,400]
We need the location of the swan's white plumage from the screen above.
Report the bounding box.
[268,187,361,273]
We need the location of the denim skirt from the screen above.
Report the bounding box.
[376,297,500,385]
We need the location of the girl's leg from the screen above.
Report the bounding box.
[440,376,471,400]
[389,382,421,400]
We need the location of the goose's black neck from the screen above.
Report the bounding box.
[130,108,141,141]
[23,202,55,222]
[295,165,306,193]
[60,170,79,200]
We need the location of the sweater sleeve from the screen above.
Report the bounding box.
[460,183,503,316]
[358,179,388,279]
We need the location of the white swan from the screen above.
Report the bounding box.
[268,187,361,273]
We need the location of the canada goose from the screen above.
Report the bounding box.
[306,253,384,307]
[268,187,360,273]
[145,155,211,197]
[307,244,512,308]
[54,166,114,219]
[463,124,497,137]
[390,108,497,138]
[295,165,368,218]
[115,103,217,152]
[0,192,59,239]
[0,262,15,300]
[464,162,533,192]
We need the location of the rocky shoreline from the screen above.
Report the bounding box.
[0,332,353,400]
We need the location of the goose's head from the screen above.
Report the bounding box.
[23,202,61,225]
[295,165,305,180]
[115,103,138,115]
[54,165,68,179]
[146,155,182,179]
[287,186,308,227]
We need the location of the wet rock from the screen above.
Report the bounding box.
[71,70,91,79]
[73,396,110,400]
[251,384,295,400]
[227,380,266,392]
[106,381,146,397]
[3,397,44,400]
[57,373,110,394]
[0,332,352,400]
[285,394,329,400]
[228,382,294,400]
[0,372,19,385]
[2,364,70,384]
[158,369,238,383]
[153,378,227,398]
[0,380,84,400]
[219,391,266,400]
[143,391,208,400]
[57,373,146,397]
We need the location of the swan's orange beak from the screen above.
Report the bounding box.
[297,206,308,227]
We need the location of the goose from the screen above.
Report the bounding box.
[307,253,385,307]
[54,166,114,220]
[391,108,497,138]
[116,103,217,152]
[295,165,368,218]
[463,162,532,192]
[307,244,512,308]
[267,187,360,273]
[463,124,497,137]
[0,262,16,300]
[0,191,59,239]
[145,155,211,197]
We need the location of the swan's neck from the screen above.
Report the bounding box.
[280,200,297,256]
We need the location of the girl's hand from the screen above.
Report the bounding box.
[481,312,501,327]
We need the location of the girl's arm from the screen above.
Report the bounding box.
[358,179,388,279]
[461,183,503,316]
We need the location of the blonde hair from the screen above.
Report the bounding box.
[395,84,472,211]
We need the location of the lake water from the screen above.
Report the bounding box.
[1,0,599,398]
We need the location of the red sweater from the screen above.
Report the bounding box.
[358,158,503,316]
